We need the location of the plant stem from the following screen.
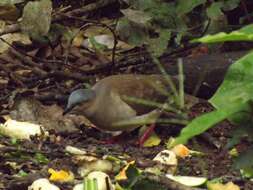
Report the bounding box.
[178,58,185,109]
[152,56,179,102]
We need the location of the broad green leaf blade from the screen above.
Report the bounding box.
[192,24,253,43]
[171,102,244,146]
[210,51,253,107]
[210,51,253,125]
[211,51,253,98]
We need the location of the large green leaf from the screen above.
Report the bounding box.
[210,51,253,107]
[210,51,253,125]
[172,51,253,146]
[192,24,253,43]
[171,100,245,146]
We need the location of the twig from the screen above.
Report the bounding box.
[9,48,47,77]
[48,70,91,82]
[0,0,117,37]
[53,0,118,21]
[0,59,26,87]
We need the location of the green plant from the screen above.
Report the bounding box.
[117,0,241,57]
[170,24,253,174]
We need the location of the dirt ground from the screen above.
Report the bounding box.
[0,101,252,190]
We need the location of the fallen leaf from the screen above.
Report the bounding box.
[48,168,74,182]
[28,178,60,190]
[153,150,177,173]
[0,4,20,20]
[115,161,135,181]
[166,174,207,187]
[171,144,190,158]
[207,181,240,190]
[0,33,31,53]
[142,132,161,147]
[0,119,43,140]
[82,34,133,51]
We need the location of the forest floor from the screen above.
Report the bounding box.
[0,97,253,190]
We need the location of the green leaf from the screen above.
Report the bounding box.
[125,164,141,188]
[34,153,49,164]
[121,8,152,25]
[148,29,171,57]
[131,0,158,11]
[10,138,19,145]
[171,102,243,146]
[210,51,253,109]
[83,178,98,190]
[146,2,177,28]
[222,0,240,11]
[117,18,149,46]
[89,36,108,51]
[47,24,66,43]
[240,167,253,178]
[210,51,253,127]
[172,51,253,146]
[17,170,28,177]
[234,147,253,171]
[123,163,166,190]
[176,0,206,15]
[207,2,223,20]
[206,1,228,34]
[20,0,52,40]
[192,24,253,43]
[226,125,253,149]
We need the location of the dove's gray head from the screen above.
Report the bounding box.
[63,89,96,115]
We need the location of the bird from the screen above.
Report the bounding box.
[63,74,198,134]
